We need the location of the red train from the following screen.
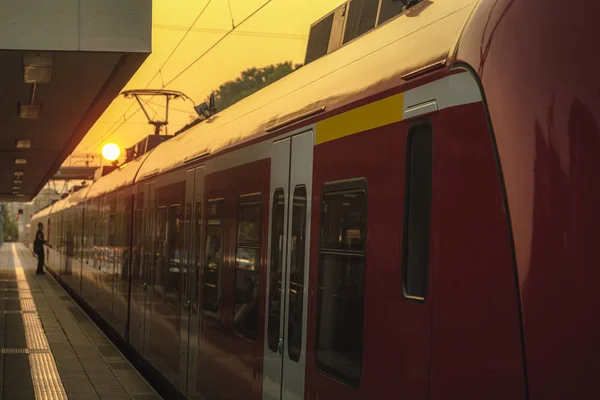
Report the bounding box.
[30,0,600,399]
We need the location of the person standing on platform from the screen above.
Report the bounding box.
[34,222,47,275]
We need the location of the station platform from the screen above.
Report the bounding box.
[0,243,161,400]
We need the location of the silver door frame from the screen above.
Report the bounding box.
[262,129,314,400]
[262,137,291,400]
[281,131,313,400]
[179,166,205,398]
[143,181,155,355]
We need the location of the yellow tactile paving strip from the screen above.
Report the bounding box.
[12,244,68,400]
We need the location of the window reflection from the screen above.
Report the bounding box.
[204,199,224,318]
[192,201,202,311]
[316,185,366,388]
[267,189,285,352]
[288,186,307,362]
[233,195,262,340]
[183,202,192,303]
[321,192,366,251]
[155,207,168,297]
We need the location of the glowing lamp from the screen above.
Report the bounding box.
[102,143,121,162]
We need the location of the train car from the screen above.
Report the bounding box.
[31,0,600,399]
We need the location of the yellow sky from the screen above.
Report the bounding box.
[74,0,344,159]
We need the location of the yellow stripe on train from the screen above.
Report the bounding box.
[315,92,404,145]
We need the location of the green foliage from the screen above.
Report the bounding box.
[212,61,303,112]
[1,204,18,242]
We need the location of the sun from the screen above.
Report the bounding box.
[102,143,121,162]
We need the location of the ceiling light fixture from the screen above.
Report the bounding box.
[19,52,50,119]
[19,103,41,119]
[14,171,25,177]
[15,139,32,149]
[23,52,53,84]
[14,158,27,165]
[17,194,26,197]
[14,180,22,185]
[13,186,20,191]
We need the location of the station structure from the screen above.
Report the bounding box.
[0,1,159,399]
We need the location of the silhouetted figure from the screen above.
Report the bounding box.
[34,222,46,275]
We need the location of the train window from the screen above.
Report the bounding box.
[148,206,155,283]
[192,200,202,311]
[155,207,168,296]
[133,208,143,280]
[123,206,132,281]
[378,0,405,25]
[267,189,285,353]
[91,216,97,268]
[109,213,116,252]
[343,0,380,44]
[233,194,262,341]
[288,185,307,362]
[48,218,52,249]
[316,179,367,388]
[204,199,224,319]
[166,204,183,302]
[183,202,192,304]
[402,123,433,301]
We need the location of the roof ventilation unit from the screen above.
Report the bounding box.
[304,0,420,64]
[304,2,349,65]
[378,0,408,25]
[342,0,381,44]
[124,134,172,163]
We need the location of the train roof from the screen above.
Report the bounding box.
[137,0,476,180]
[32,203,54,220]
[50,184,92,214]
[85,152,150,200]
[32,0,477,221]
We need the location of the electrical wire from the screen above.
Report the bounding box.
[148,100,193,114]
[227,0,236,28]
[163,0,273,88]
[153,24,307,40]
[147,102,160,121]
[81,0,214,153]
[84,0,273,152]
[150,0,214,88]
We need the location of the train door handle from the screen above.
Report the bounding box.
[278,338,283,354]
[184,300,191,311]
[143,282,147,290]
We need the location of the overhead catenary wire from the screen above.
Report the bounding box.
[227,0,236,28]
[153,24,307,40]
[148,100,193,114]
[84,0,274,152]
[163,0,273,88]
[81,0,214,153]
[151,0,214,87]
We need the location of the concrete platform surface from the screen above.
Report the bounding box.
[0,243,161,400]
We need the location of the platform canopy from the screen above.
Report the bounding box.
[0,0,151,202]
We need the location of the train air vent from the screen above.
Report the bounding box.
[378,0,406,25]
[304,2,349,65]
[342,0,380,44]
[125,134,172,163]
[305,0,422,65]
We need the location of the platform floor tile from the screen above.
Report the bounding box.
[0,243,162,400]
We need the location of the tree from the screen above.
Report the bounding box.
[1,203,18,242]
[212,62,303,112]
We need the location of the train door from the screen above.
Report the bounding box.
[46,217,52,267]
[262,130,313,400]
[58,212,64,274]
[178,166,205,398]
[143,181,156,354]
